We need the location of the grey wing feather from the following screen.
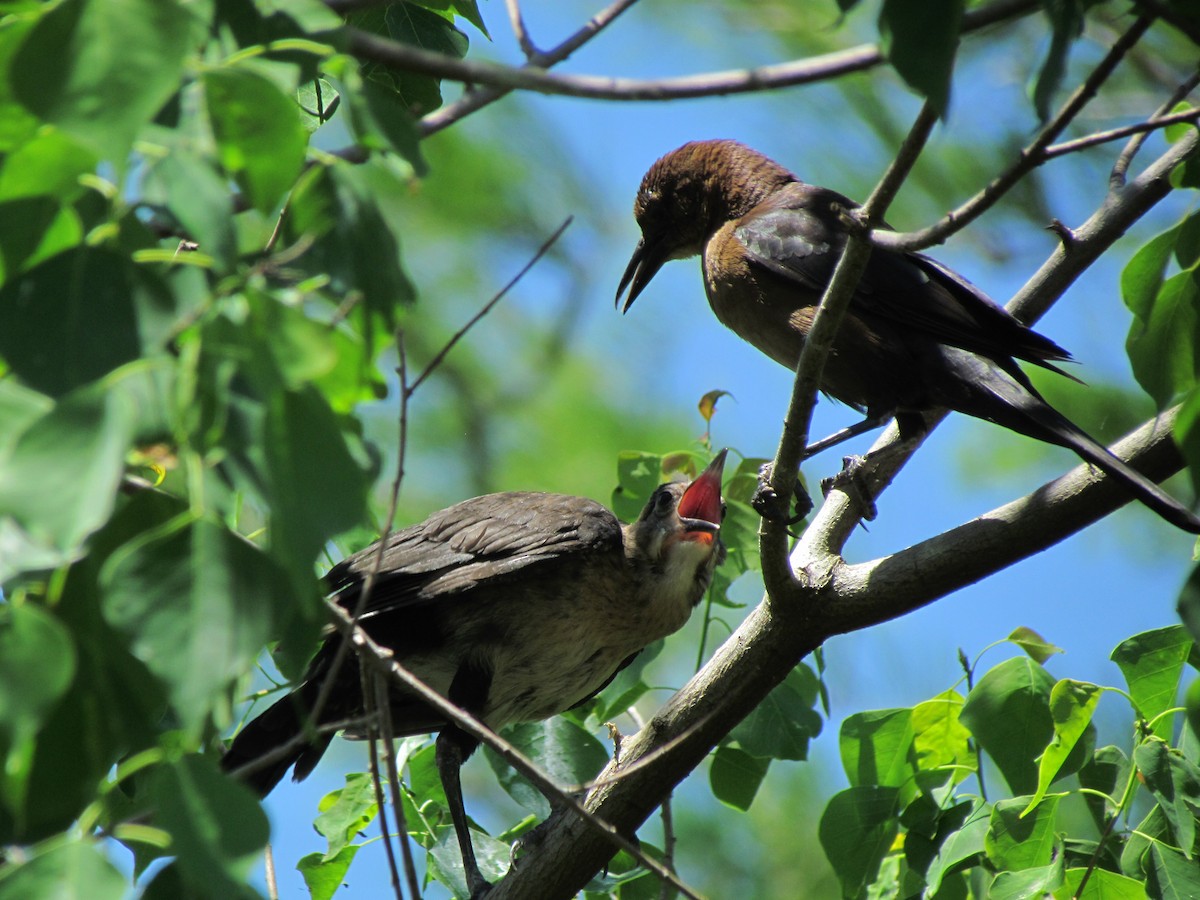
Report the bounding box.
[326,492,622,618]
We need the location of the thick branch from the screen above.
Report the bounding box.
[819,410,1191,636]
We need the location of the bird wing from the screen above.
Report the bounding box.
[734,183,1076,377]
[325,492,623,619]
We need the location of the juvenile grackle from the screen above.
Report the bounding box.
[221,452,727,898]
[616,139,1200,533]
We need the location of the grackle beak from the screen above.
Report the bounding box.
[615,234,671,314]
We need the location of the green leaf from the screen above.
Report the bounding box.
[0,604,75,821]
[0,604,75,739]
[731,664,822,761]
[296,78,340,133]
[1112,625,1195,739]
[204,67,308,215]
[612,451,663,521]
[0,379,51,459]
[283,160,416,327]
[297,845,359,900]
[878,0,964,115]
[0,128,95,201]
[960,656,1056,795]
[0,197,83,287]
[314,773,378,859]
[1124,230,1200,408]
[818,786,900,899]
[142,146,236,270]
[382,3,469,117]
[426,822,510,898]
[1078,745,1131,833]
[911,689,976,789]
[0,380,139,580]
[990,854,1065,899]
[1054,867,1150,899]
[985,795,1061,871]
[919,801,990,895]
[486,718,608,817]
[1007,626,1065,664]
[1133,737,1200,857]
[1023,679,1102,814]
[0,246,174,397]
[709,745,769,811]
[260,385,371,583]
[10,0,195,163]
[100,516,284,735]
[1176,389,1200,504]
[1147,840,1200,898]
[153,755,269,895]
[0,839,125,900]
[1030,0,1084,121]
[839,708,916,797]
[408,0,490,37]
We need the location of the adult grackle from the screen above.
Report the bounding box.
[221,452,727,897]
[616,139,1200,533]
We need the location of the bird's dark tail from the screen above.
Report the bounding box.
[1045,416,1200,534]
[973,375,1200,533]
[220,682,334,797]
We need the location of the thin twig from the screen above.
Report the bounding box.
[308,326,412,731]
[408,216,573,394]
[265,844,278,900]
[376,670,422,899]
[658,794,677,900]
[423,0,643,135]
[1044,106,1200,161]
[1112,69,1200,187]
[872,14,1156,254]
[363,671,406,900]
[505,0,540,59]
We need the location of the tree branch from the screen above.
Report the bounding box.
[421,0,642,136]
[872,14,1155,254]
[342,0,1037,109]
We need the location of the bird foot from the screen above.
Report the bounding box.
[510,816,557,870]
[751,463,813,525]
[820,456,878,521]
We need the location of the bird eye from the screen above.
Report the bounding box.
[654,489,675,516]
[720,501,728,522]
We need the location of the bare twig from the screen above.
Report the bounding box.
[375,670,422,899]
[505,0,540,59]
[423,0,642,135]
[265,844,278,900]
[1112,69,1200,187]
[1044,106,1200,162]
[408,216,573,394]
[872,14,1156,254]
[362,668,406,900]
